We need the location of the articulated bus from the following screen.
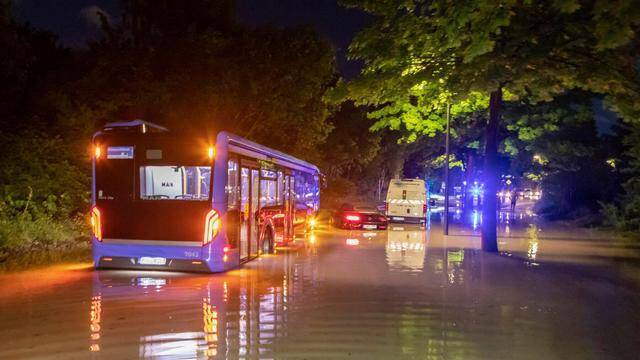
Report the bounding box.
[90,120,320,272]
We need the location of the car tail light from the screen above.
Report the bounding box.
[91,206,102,241]
[378,216,387,222]
[345,214,361,222]
[423,204,427,214]
[203,209,221,245]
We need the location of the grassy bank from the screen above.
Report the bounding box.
[0,217,91,272]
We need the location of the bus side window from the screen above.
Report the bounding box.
[313,173,320,211]
[293,171,305,208]
[292,170,317,211]
[277,171,284,206]
[226,159,239,248]
[227,159,239,208]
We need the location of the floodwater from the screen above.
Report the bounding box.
[1,212,639,359]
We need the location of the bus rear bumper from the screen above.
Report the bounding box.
[387,216,426,224]
[92,239,231,273]
[96,256,212,272]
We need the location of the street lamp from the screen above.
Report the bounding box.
[443,103,451,236]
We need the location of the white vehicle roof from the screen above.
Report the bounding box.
[388,179,426,187]
[386,179,426,201]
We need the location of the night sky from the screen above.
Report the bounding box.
[13,0,371,78]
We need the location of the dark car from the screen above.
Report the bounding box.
[332,203,388,230]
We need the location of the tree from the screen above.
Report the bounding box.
[75,0,336,160]
[320,102,381,180]
[504,93,622,220]
[335,0,640,251]
[0,0,90,218]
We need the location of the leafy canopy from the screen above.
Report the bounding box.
[333,0,640,140]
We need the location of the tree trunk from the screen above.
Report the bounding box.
[482,88,501,252]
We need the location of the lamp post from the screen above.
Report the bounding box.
[443,103,451,235]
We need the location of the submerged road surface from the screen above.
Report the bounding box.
[1,218,639,359]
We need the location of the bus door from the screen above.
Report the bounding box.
[240,167,250,261]
[284,175,292,242]
[250,169,260,257]
[290,176,300,237]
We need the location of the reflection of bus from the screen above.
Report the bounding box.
[91,120,320,272]
[90,269,294,358]
[385,179,426,224]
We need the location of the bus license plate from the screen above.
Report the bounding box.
[392,217,405,221]
[139,257,167,265]
[363,224,377,230]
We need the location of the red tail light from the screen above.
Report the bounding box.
[90,206,102,241]
[203,209,221,245]
[423,204,427,214]
[345,214,361,222]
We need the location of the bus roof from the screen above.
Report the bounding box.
[92,123,319,174]
[103,120,168,133]
[217,131,319,174]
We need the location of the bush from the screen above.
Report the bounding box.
[0,215,90,270]
[600,197,640,241]
[0,132,90,220]
[0,132,91,270]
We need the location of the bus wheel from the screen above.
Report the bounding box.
[262,229,274,254]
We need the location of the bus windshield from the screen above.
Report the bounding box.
[139,165,211,201]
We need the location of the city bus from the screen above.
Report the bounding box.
[90,120,320,273]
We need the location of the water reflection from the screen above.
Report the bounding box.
[89,295,102,352]
[89,238,321,360]
[526,225,540,266]
[446,249,465,284]
[471,210,480,230]
[385,226,426,272]
[430,205,536,231]
[71,227,640,359]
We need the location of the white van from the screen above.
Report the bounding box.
[385,179,427,223]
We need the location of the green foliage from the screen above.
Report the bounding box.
[504,94,621,219]
[320,103,381,179]
[603,125,640,233]
[429,154,463,170]
[78,4,336,160]
[0,215,90,271]
[0,216,87,252]
[339,0,640,131]
[0,133,90,220]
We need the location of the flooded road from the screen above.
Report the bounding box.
[1,218,639,359]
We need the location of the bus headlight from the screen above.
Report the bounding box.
[91,206,102,241]
[203,209,221,245]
